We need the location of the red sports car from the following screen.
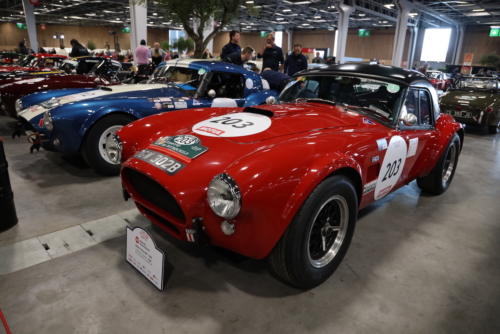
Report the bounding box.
[115,64,464,288]
[426,70,449,91]
[0,53,67,73]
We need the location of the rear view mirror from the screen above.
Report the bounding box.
[399,113,417,126]
[94,78,100,85]
[266,96,276,105]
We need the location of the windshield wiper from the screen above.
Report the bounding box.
[296,98,336,106]
[348,106,390,120]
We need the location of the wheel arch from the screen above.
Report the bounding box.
[325,167,363,207]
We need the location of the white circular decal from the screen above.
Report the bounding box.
[246,78,253,89]
[173,135,199,145]
[374,136,407,200]
[192,113,272,137]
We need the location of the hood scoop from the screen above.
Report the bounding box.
[243,106,274,118]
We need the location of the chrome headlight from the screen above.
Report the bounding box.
[105,133,122,164]
[207,173,242,219]
[40,98,60,109]
[15,99,22,113]
[43,111,54,131]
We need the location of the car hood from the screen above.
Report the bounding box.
[440,90,499,110]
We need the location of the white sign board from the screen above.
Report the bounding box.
[126,226,165,291]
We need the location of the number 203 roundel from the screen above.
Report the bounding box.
[192,113,272,137]
[374,136,408,200]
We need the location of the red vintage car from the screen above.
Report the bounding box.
[0,59,122,118]
[426,71,449,91]
[115,64,464,288]
[0,53,67,73]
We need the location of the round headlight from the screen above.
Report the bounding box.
[207,173,242,219]
[40,98,60,109]
[15,99,22,113]
[105,133,122,164]
[43,111,54,131]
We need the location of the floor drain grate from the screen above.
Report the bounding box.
[86,230,94,236]
[42,243,50,251]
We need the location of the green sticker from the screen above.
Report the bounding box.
[198,68,206,75]
[387,84,400,93]
[153,135,208,159]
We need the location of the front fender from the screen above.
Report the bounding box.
[242,90,279,107]
[78,106,141,138]
[224,136,362,259]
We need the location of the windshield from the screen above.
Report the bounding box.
[278,75,406,124]
[458,77,499,91]
[89,60,121,78]
[16,55,37,67]
[156,66,202,88]
[427,72,440,79]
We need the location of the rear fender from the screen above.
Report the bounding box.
[242,90,279,107]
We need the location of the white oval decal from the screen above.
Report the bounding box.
[374,136,407,200]
[192,113,272,137]
[246,78,253,89]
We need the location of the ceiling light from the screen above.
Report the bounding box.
[150,21,153,24]
[116,18,120,20]
[314,15,321,18]
[384,4,394,8]
[472,9,485,11]
[276,18,284,20]
[153,13,157,15]
[302,23,309,25]
[246,0,254,3]
[20,11,23,14]
[283,9,291,12]
[359,13,365,16]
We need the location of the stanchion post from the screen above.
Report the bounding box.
[0,138,18,232]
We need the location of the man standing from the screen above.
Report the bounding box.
[222,47,255,66]
[69,39,89,57]
[451,67,459,79]
[312,52,324,64]
[284,44,308,77]
[135,39,151,72]
[221,30,241,59]
[257,34,284,72]
[418,63,428,76]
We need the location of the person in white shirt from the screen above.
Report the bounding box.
[56,44,68,56]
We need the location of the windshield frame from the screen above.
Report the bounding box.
[16,55,36,67]
[279,73,409,127]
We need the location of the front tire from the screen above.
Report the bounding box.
[268,175,358,289]
[82,114,135,176]
[488,121,499,134]
[416,133,460,194]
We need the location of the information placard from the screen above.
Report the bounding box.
[126,226,165,291]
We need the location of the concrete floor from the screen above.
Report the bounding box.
[0,114,499,333]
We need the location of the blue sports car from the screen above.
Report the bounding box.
[18,59,278,175]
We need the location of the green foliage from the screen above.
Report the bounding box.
[118,55,125,62]
[134,0,257,58]
[438,67,447,72]
[428,67,433,70]
[478,51,500,70]
[172,37,194,53]
[87,40,96,51]
[160,41,171,51]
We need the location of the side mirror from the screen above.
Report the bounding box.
[266,96,276,105]
[399,113,417,126]
[208,89,216,98]
[94,78,100,85]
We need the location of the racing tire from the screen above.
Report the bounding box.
[268,175,358,289]
[488,121,500,134]
[82,114,135,176]
[416,133,460,195]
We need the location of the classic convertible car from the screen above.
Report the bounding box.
[0,58,123,117]
[18,59,278,175]
[0,53,67,78]
[115,63,464,288]
[440,76,500,134]
[426,70,449,91]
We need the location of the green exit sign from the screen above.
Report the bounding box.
[358,29,370,37]
[16,23,27,30]
[121,27,130,33]
[490,28,500,37]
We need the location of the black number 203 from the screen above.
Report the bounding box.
[210,116,254,129]
[382,158,402,182]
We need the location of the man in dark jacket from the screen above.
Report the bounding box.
[284,44,308,77]
[220,30,241,59]
[222,47,254,66]
[18,41,29,55]
[260,68,292,92]
[69,39,89,58]
[257,34,284,72]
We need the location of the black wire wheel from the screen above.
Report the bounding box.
[269,175,358,289]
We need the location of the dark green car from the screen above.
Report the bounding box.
[439,76,500,134]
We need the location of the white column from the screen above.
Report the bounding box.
[391,0,412,67]
[407,26,419,69]
[22,0,38,53]
[129,0,147,66]
[334,1,354,64]
[453,25,465,65]
[287,29,293,54]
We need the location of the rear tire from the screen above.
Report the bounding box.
[83,114,135,176]
[488,121,499,134]
[416,133,460,194]
[269,175,358,289]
